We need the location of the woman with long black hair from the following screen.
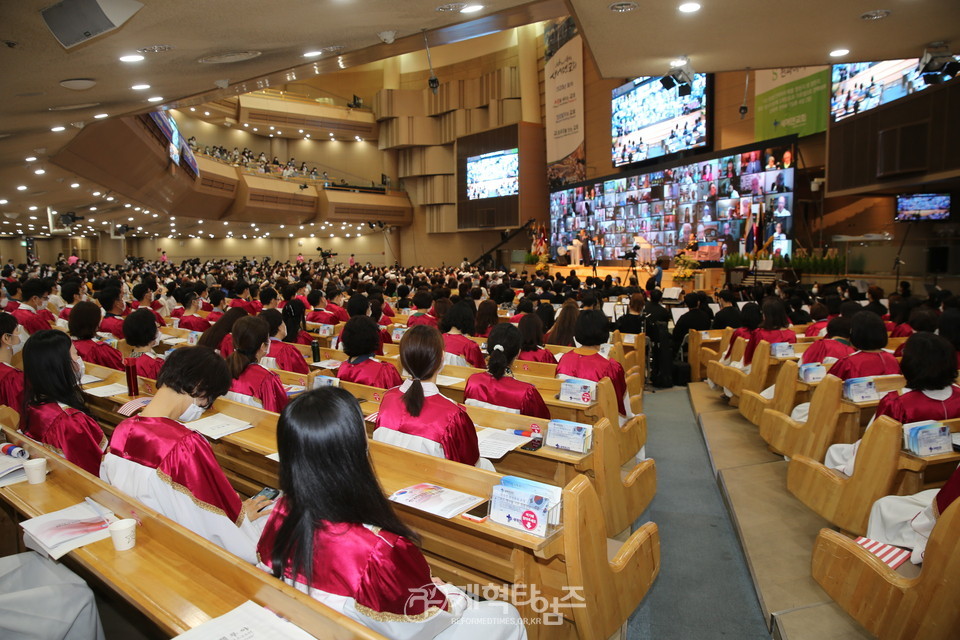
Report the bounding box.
[258,387,525,639]
[20,329,106,475]
[226,316,288,412]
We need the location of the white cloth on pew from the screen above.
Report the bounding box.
[372,428,495,471]
[225,390,264,409]
[0,551,105,640]
[100,453,266,564]
[867,489,938,565]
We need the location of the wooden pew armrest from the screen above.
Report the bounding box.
[813,528,915,594]
[622,458,656,489]
[608,522,660,575]
[789,455,848,490]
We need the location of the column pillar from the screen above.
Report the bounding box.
[517,23,542,124]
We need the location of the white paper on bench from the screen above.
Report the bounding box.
[476,428,533,459]
[188,413,253,440]
[85,383,129,398]
[172,600,316,640]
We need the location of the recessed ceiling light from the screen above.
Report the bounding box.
[276,131,282,135]
[28,207,37,211]
[0,200,6,205]
[303,51,323,57]
[860,9,891,20]
[147,96,164,102]
[34,169,45,175]
[89,206,97,211]
[252,128,258,132]
[71,183,79,188]
[16,186,27,191]
[119,54,144,62]
[93,191,101,196]
[204,111,210,116]
[59,78,97,90]
[461,3,484,12]
[131,84,151,90]
[50,126,65,132]
[25,156,36,162]
[94,113,109,119]
[106,196,114,201]
[830,48,850,57]
[678,2,701,13]
[608,1,638,12]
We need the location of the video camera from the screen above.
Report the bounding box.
[316,247,338,260]
[623,244,641,261]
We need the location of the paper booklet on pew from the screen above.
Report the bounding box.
[314,324,335,337]
[391,326,408,342]
[172,600,316,640]
[0,453,27,487]
[311,358,342,370]
[798,363,826,384]
[20,500,117,560]
[489,476,561,537]
[854,537,910,570]
[902,421,953,457]
[311,375,340,389]
[545,419,593,453]
[84,382,129,398]
[558,377,597,405]
[476,428,532,459]
[843,377,879,403]
[771,342,795,358]
[187,413,253,440]
[389,483,484,519]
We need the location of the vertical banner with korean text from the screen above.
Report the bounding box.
[754,66,830,140]
[544,18,585,187]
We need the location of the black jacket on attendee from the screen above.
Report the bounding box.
[712,305,742,330]
[644,301,670,324]
[615,313,646,335]
[672,308,711,351]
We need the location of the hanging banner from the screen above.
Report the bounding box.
[754,66,830,140]
[544,18,585,186]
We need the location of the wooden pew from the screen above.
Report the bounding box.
[730,341,812,422]
[759,374,906,461]
[811,499,960,640]
[0,423,384,640]
[787,417,960,534]
[688,328,727,382]
[739,358,798,427]
[706,336,747,388]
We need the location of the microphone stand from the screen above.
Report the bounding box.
[893,221,912,292]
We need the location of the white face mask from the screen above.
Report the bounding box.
[5,333,22,355]
[178,401,205,423]
[74,357,85,382]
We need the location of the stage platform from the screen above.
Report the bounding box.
[546,265,726,291]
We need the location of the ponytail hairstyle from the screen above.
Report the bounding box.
[226,316,269,379]
[281,298,307,343]
[486,323,521,380]
[369,298,384,324]
[398,325,444,417]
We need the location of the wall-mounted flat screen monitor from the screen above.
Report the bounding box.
[612,74,709,167]
[466,148,519,200]
[830,58,959,122]
[550,141,795,264]
[895,193,950,221]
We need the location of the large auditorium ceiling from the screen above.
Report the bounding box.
[0,0,958,241]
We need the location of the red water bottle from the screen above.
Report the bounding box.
[124,357,139,396]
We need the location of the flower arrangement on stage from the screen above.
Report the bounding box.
[673,253,700,281]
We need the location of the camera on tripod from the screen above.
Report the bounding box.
[316,247,338,260]
[623,249,638,261]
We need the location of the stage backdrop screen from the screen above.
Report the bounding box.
[466,148,519,200]
[830,58,959,122]
[895,193,950,222]
[551,141,796,265]
[612,74,709,167]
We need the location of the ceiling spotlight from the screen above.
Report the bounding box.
[70,183,79,188]
[303,51,323,57]
[16,186,27,191]
[669,56,689,68]
[131,84,151,90]
[119,54,144,62]
[147,96,164,102]
[25,156,36,162]
[678,2,701,13]
[460,3,484,12]
[34,169,45,175]
[94,113,109,119]
[608,1,638,12]
[829,48,850,58]
[51,126,65,132]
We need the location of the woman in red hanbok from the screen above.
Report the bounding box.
[556,310,628,417]
[101,346,272,563]
[258,387,525,638]
[440,301,485,369]
[336,316,402,389]
[122,309,165,380]
[20,330,105,475]
[0,313,24,413]
[226,316,288,413]
[68,300,123,370]
[464,323,549,419]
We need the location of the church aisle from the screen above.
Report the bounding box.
[628,387,770,639]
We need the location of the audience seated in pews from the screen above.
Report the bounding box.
[337,316,403,388]
[463,323,550,419]
[122,309,165,379]
[0,313,24,414]
[226,316,289,412]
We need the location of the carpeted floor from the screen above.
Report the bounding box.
[628,387,771,639]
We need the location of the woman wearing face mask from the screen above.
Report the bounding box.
[176,290,211,332]
[0,312,24,413]
[122,309,165,379]
[101,346,273,564]
[68,300,124,370]
[226,316,289,412]
[20,329,105,476]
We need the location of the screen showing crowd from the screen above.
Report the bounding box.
[550,143,796,264]
[611,74,709,167]
[830,58,957,122]
[466,148,520,200]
